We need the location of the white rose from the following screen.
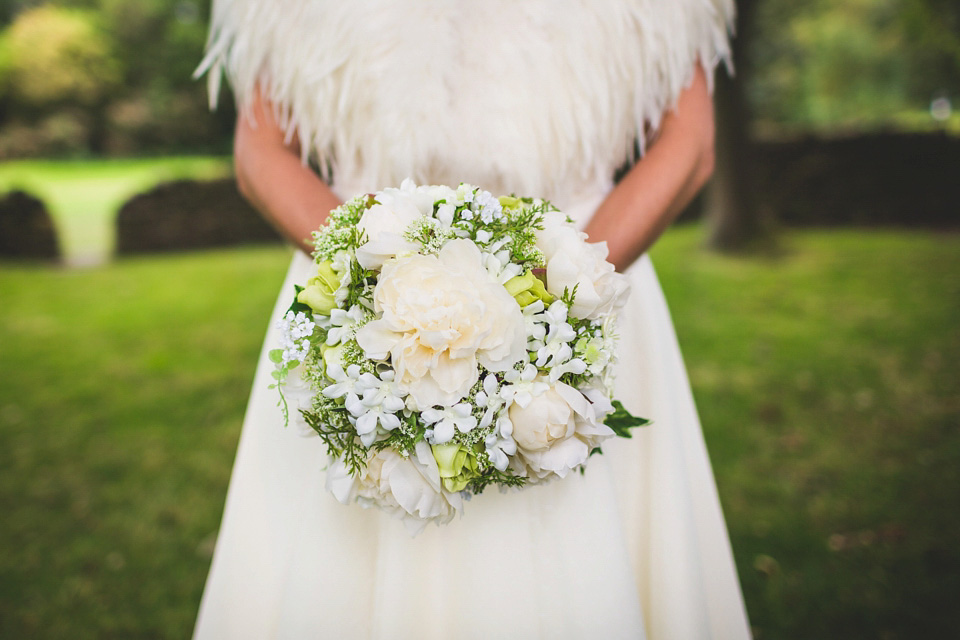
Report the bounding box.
[355,190,423,270]
[325,442,462,534]
[537,211,630,319]
[508,379,615,481]
[356,239,527,409]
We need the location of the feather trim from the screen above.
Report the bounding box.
[196,0,733,201]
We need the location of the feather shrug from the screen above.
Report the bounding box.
[198,0,734,200]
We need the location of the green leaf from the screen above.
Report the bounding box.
[604,400,651,438]
[286,284,313,316]
[268,349,284,364]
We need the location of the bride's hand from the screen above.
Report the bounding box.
[583,65,716,272]
[233,84,342,254]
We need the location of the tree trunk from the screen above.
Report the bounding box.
[705,0,769,252]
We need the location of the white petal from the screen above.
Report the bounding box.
[355,320,401,360]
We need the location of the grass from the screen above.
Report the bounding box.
[655,229,960,638]
[0,157,231,265]
[0,227,957,639]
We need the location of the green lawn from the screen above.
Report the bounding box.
[0,157,231,265]
[0,228,957,639]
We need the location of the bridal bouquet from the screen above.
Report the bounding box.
[270,180,648,533]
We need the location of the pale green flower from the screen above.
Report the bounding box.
[498,195,523,209]
[504,270,555,308]
[575,335,604,365]
[297,261,339,315]
[320,342,346,377]
[431,443,481,493]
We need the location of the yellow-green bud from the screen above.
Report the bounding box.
[297,261,339,315]
[432,443,480,493]
[505,270,554,307]
[498,195,523,209]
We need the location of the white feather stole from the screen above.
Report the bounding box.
[197,0,734,200]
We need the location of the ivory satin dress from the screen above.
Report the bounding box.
[193,1,751,638]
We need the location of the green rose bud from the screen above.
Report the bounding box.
[432,443,481,493]
[297,261,339,315]
[498,195,523,209]
[505,270,555,307]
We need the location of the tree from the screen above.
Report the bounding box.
[705,0,770,252]
[0,5,122,153]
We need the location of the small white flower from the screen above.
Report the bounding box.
[344,370,408,446]
[499,363,549,409]
[530,300,578,370]
[480,250,523,284]
[322,362,364,409]
[474,189,503,223]
[276,311,315,365]
[485,430,517,472]
[522,300,547,343]
[475,374,503,428]
[422,403,477,444]
[548,358,588,382]
[355,406,401,446]
[326,305,366,346]
[359,370,407,414]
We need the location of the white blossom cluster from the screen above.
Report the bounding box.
[271,180,639,534]
[275,311,315,366]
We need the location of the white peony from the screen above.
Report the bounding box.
[509,378,615,481]
[355,187,423,270]
[355,239,527,409]
[325,442,461,534]
[536,211,630,320]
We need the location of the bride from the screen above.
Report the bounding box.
[193,1,751,638]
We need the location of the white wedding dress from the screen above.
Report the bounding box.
[194,1,751,638]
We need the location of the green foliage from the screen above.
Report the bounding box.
[0,0,228,157]
[0,5,120,108]
[751,0,960,132]
[651,226,960,638]
[603,400,651,437]
[0,229,959,637]
[465,466,527,495]
[285,284,314,317]
[301,401,368,475]
[0,247,292,638]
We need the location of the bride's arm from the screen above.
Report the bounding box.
[583,65,716,271]
[233,86,342,254]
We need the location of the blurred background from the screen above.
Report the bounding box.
[0,0,957,638]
